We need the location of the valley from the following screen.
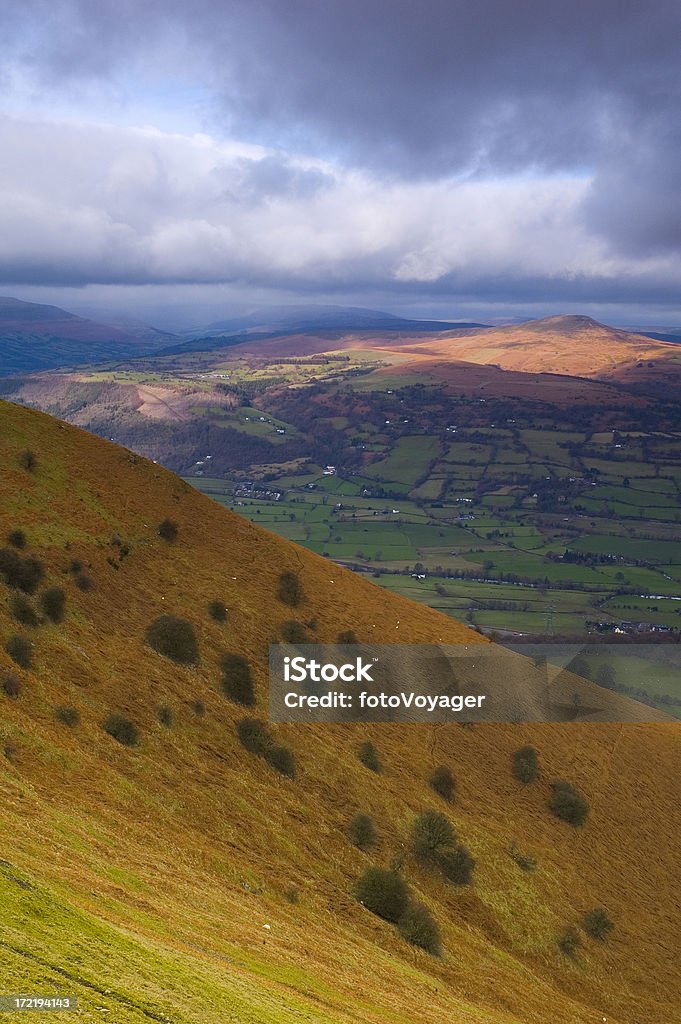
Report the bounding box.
[4,315,680,669]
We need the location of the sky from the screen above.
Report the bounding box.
[1,0,680,328]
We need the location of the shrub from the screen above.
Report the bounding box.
[235,718,295,777]
[74,573,94,592]
[354,867,409,923]
[557,925,581,956]
[0,549,45,594]
[192,699,206,717]
[411,811,456,861]
[265,743,295,778]
[220,652,255,706]
[2,673,21,699]
[277,570,303,607]
[358,740,381,773]
[40,586,66,624]
[549,780,589,827]
[158,519,178,542]
[145,615,199,665]
[347,813,377,851]
[512,745,539,784]
[437,844,475,885]
[582,907,614,940]
[156,704,174,727]
[428,765,455,802]
[208,600,228,622]
[236,717,272,755]
[103,712,139,747]
[7,529,27,549]
[10,595,39,627]
[18,449,37,472]
[280,620,308,644]
[68,559,83,574]
[397,902,441,955]
[5,634,32,669]
[55,706,80,727]
[337,630,358,644]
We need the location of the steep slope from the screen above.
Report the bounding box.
[0,296,174,374]
[0,400,680,1024]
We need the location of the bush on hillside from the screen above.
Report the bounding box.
[156,704,174,727]
[411,811,456,861]
[192,699,205,717]
[158,518,178,542]
[236,717,272,755]
[0,549,45,594]
[277,570,303,608]
[512,745,539,784]
[208,599,228,622]
[354,867,409,923]
[557,925,581,956]
[145,615,199,666]
[347,813,377,852]
[582,907,614,940]
[18,449,37,472]
[437,844,475,885]
[68,559,83,574]
[103,712,139,747]
[220,652,255,706]
[10,594,39,627]
[337,630,358,644]
[5,634,32,669]
[280,620,308,644]
[7,529,27,549]
[74,572,94,592]
[428,765,455,802]
[357,740,382,773]
[2,673,21,699]
[549,780,589,827]
[40,586,66,624]
[265,743,295,778]
[235,717,295,777]
[55,706,80,727]
[397,902,442,956]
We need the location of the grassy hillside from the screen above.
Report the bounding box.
[0,399,679,1023]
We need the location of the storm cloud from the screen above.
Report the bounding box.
[1,1,680,314]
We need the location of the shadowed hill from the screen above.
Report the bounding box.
[0,296,175,374]
[0,400,680,1023]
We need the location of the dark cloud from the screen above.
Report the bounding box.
[1,1,680,307]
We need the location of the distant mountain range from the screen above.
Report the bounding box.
[0,296,177,375]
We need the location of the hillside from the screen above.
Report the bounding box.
[0,400,680,1022]
[404,315,681,379]
[0,296,174,374]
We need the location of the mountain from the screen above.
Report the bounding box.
[403,315,681,378]
[1,399,680,1023]
[0,296,177,375]
[167,304,487,354]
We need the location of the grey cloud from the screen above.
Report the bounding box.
[1,1,681,302]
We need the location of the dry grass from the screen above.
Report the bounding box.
[0,399,679,1023]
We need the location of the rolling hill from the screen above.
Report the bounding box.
[0,297,176,375]
[402,315,681,380]
[1,399,680,1023]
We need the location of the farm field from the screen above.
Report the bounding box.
[186,369,681,637]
